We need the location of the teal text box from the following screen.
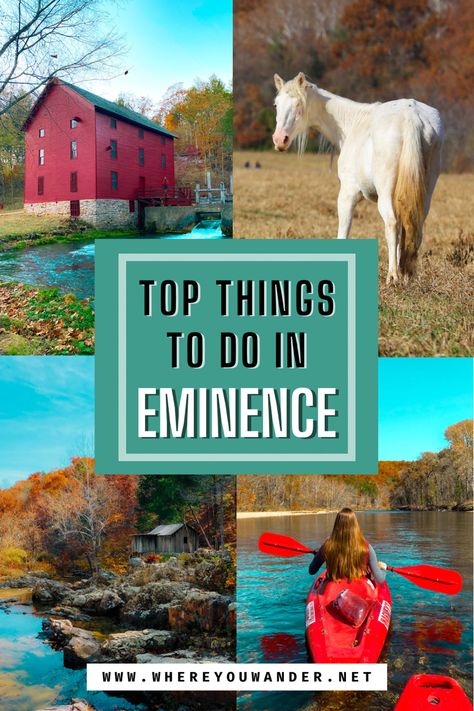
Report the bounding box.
[95,239,378,474]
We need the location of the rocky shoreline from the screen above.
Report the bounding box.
[395,501,473,512]
[1,549,235,710]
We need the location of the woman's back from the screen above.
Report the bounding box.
[309,508,387,585]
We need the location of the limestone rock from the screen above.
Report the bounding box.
[63,587,123,614]
[136,649,230,664]
[42,618,100,666]
[48,605,92,622]
[129,556,145,570]
[453,500,473,511]
[101,628,176,662]
[32,579,71,603]
[120,580,190,628]
[0,572,50,589]
[36,701,95,711]
[120,601,171,629]
[168,591,230,633]
[64,633,101,666]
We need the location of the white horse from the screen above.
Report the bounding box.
[272,72,444,283]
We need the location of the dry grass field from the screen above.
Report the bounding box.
[234,150,474,356]
[0,209,65,238]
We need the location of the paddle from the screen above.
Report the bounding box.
[258,531,316,557]
[387,564,463,595]
[258,532,463,595]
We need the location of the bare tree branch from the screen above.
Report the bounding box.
[0,0,126,116]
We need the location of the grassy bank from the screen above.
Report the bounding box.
[234,151,474,356]
[0,210,137,251]
[0,282,94,354]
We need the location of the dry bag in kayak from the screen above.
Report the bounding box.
[331,588,372,627]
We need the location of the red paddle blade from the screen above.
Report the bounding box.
[258,532,315,557]
[389,564,463,595]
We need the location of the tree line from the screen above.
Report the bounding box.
[238,462,407,512]
[237,420,473,512]
[391,420,472,510]
[0,459,235,578]
[0,96,32,208]
[235,0,474,170]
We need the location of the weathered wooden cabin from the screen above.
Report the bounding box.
[131,523,200,555]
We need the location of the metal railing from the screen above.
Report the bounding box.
[195,185,229,205]
[137,187,193,206]
[137,175,233,207]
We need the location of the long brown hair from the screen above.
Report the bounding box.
[323,508,368,583]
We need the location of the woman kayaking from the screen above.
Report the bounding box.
[259,518,460,664]
[309,507,387,584]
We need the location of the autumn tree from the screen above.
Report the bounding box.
[194,476,236,550]
[233,0,474,167]
[445,419,473,449]
[391,420,473,509]
[234,0,344,148]
[331,0,439,97]
[155,76,232,185]
[43,459,121,574]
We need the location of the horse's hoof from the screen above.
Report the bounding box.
[386,273,399,285]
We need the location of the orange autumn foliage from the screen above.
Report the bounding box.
[0,458,139,576]
[234,0,474,169]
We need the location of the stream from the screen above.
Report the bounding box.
[0,220,224,300]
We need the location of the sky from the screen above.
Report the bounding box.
[0,357,471,487]
[83,0,232,104]
[0,358,94,488]
[379,358,473,461]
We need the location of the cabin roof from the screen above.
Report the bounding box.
[22,79,175,137]
[132,523,198,537]
[148,523,185,536]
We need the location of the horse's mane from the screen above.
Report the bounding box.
[284,76,310,155]
[283,75,378,155]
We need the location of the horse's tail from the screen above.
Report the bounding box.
[393,107,426,278]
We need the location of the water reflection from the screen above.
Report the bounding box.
[261,633,301,661]
[0,602,144,711]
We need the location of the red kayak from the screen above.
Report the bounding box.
[305,572,392,663]
[394,675,473,710]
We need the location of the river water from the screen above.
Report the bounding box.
[0,220,224,299]
[0,589,147,711]
[0,240,95,300]
[237,511,473,710]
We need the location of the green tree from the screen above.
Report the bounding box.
[0,94,31,206]
[136,475,203,530]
